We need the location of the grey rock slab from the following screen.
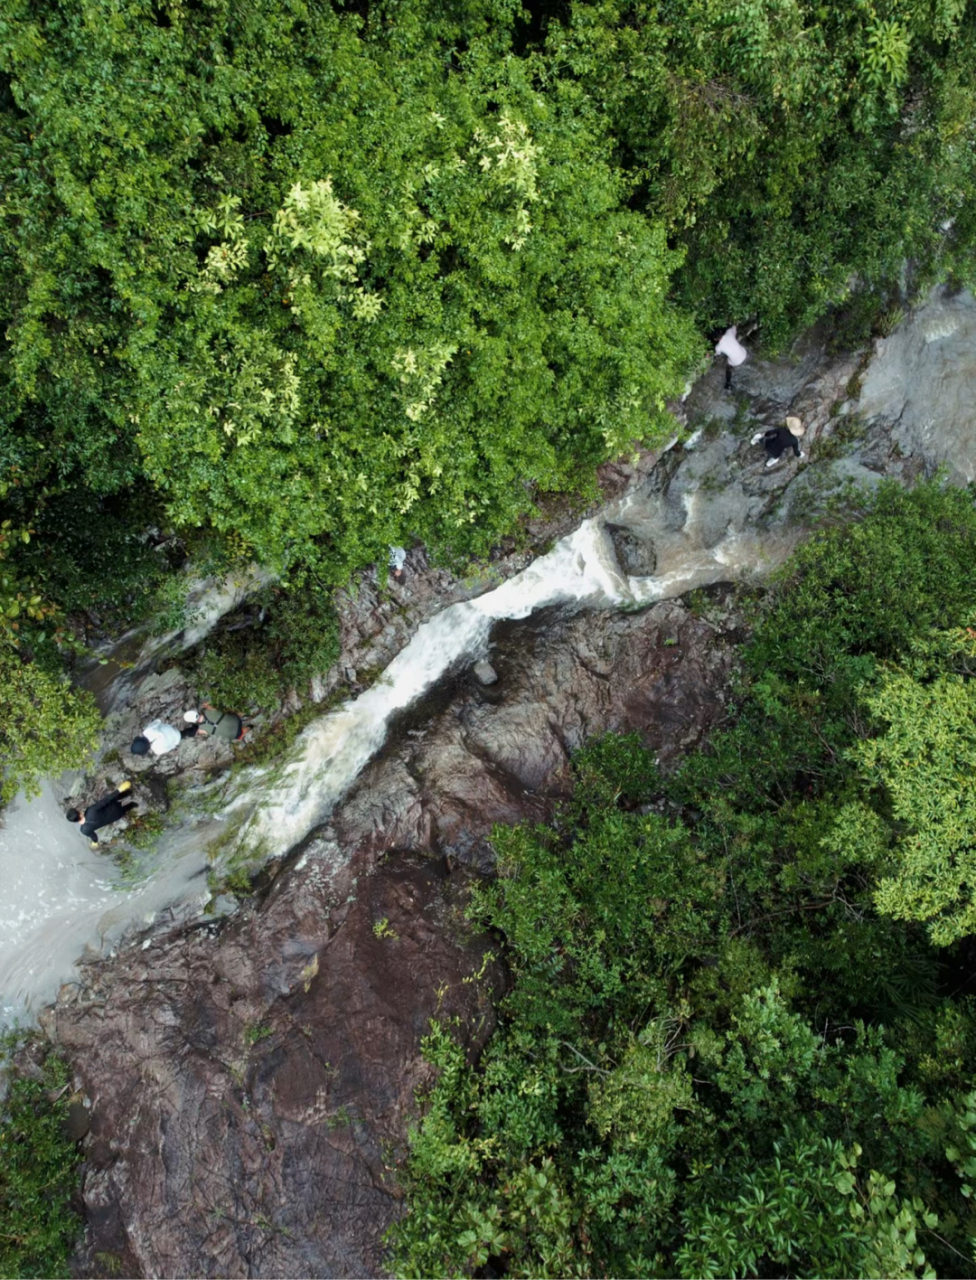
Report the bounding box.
[858,287,976,483]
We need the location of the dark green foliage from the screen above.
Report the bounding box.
[181,584,340,711]
[16,486,173,628]
[390,481,976,1278]
[548,0,976,347]
[673,480,976,812]
[0,1045,83,1279]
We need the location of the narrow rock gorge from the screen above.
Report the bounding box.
[14,287,976,1277]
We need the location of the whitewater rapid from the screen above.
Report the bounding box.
[0,506,785,1026]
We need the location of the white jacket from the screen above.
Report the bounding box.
[143,719,182,756]
[715,326,748,366]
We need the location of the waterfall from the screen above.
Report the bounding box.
[0,500,794,1026]
[221,517,753,859]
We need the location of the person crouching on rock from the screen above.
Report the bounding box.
[130,718,182,759]
[183,704,248,743]
[66,782,137,849]
[751,416,807,468]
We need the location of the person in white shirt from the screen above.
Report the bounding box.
[715,325,748,391]
[130,719,182,757]
[388,545,408,583]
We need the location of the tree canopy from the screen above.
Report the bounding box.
[390,482,976,1278]
[2,0,975,582]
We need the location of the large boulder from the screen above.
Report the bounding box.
[857,286,976,484]
[335,597,736,871]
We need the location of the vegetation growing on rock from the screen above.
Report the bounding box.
[2,0,976,794]
[0,1041,82,1279]
[390,482,976,1278]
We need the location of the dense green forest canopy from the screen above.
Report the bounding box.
[2,0,975,573]
[390,481,976,1279]
[3,0,976,788]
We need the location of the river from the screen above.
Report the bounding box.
[3,285,975,1027]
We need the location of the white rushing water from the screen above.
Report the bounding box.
[223,515,777,857]
[0,508,783,1026]
[0,781,223,1024]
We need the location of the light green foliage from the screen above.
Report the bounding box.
[586,1015,695,1144]
[680,1137,936,1280]
[862,18,912,92]
[391,483,976,1278]
[0,1043,83,1278]
[0,0,698,577]
[844,669,976,945]
[0,648,100,805]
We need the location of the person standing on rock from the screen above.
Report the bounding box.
[183,704,247,742]
[715,325,748,391]
[751,416,807,468]
[130,719,182,758]
[66,781,137,849]
[388,545,407,583]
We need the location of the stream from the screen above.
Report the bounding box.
[3,285,975,1028]
[1,512,781,1026]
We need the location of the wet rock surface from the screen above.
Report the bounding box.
[49,592,737,1278]
[28,288,976,1278]
[857,286,976,484]
[334,598,737,873]
[52,850,502,1279]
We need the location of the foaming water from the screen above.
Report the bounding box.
[226,518,754,857]
[0,509,783,1026]
[0,781,223,1024]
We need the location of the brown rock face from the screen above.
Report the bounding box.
[335,597,736,870]
[56,854,501,1278]
[54,595,735,1277]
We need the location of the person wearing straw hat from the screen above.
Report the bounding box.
[751,416,806,468]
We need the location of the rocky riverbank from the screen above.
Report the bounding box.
[19,286,976,1277]
[46,590,742,1278]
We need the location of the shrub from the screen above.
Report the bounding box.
[0,1044,83,1279]
[184,585,340,712]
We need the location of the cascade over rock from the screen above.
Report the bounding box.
[48,593,737,1278]
[12,288,976,1277]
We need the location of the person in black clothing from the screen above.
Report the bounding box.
[66,781,137,849]
[751,417,806,468]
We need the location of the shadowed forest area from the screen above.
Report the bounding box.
[3,0,976,1275]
